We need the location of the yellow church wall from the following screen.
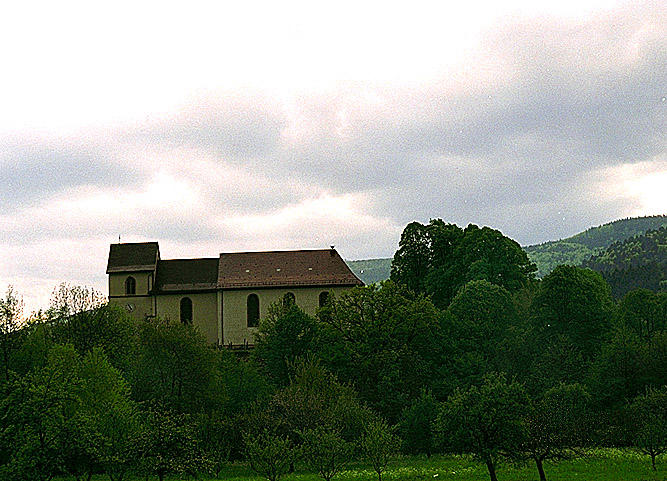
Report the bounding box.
[221,286,351,345]
[155,292,219,344]
[108,272,154,320]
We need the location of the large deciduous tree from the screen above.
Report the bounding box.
[391,220,535,309]
[317,282,441,421]
[532,265,615,358]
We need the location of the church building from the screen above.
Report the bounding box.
[106,242,363,346]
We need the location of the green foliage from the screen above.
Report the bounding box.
[244,430,294,481]
[132,317,225,413]
[445,280,524,385]
[532,265,615,357]
[360,418,400,481]
[436,372,529,481]
[521,383,592,481]
[391,220,535,309]
[49,302,137,373]
[317,282,441,421]
[300,426,354,481]
[253,302,320,387]
[269,358,370,444]
[397,389,438,456]
[618,289,666,342]
[138,407,207,481]
[0,285,24,382]
[630,386,667,471]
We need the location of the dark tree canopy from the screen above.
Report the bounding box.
[391,220,536,308]
[532,265,615,358]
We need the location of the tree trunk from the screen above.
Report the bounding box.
[535,457,547,481]
[651,453,657,471]
[377,468,382,481]
[485,458,498,481]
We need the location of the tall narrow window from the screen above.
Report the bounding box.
[180,297,192,324]
[247,294,259,327]
[283,292,295,306]
[319,291,330,308]
[125,276,136,295]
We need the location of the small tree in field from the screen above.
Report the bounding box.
[521,383,592,481]
[630,386,667,471]
[244,430,294,481]
[360,418,400,481]
[436,372,528,481]
[300,427,353,481]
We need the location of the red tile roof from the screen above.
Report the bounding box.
[217,248,363,289]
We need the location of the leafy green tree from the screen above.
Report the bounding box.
[243,430,294,481]
[139,407,207,481]
[521,383,592,481]
[132,318,224,413]
[195,412,235,477]
[270,358,370,446]
[630,386,667,471]
[587,326,644,409]
[253,302,319,387]
[1,344,82,481]
[436,372,528,481]
[299,427,353,481]
[445,280,522,384]
[0,285,24,381]
[78,349,141,481]
[618,289,665,344]
[397,389,438,456]
[391,221,441,293]
[360,418,400,481]
[317,282,441,421]
[50,302,137,374]
[47,282,106,318]
[526,334,587,396]
[532,265,615,358]
[391,220,535,309]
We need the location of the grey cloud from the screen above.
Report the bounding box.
[0,136,147,212]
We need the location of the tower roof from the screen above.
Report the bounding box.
[106,242,159,273]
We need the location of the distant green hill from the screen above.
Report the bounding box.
[525,215,667,277]
[582,227,666,297]
[346,258,392,285]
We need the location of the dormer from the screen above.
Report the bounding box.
[106,242,160,297]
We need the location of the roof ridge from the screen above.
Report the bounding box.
[219,248,337,255]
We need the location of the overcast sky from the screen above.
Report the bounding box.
[1,0,665,314]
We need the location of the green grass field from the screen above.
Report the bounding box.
[58,449,666,481]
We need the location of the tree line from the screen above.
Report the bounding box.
[0,220,665,481]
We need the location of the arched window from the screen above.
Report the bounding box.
[283,292,295,306]
[180,297,192,324]
[247,294,260,328]
[125,276,136,295]
[319,291,330,308]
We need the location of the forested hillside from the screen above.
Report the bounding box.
[346,258,391,284]
[582,227,666,297]
[525,215,666,277]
